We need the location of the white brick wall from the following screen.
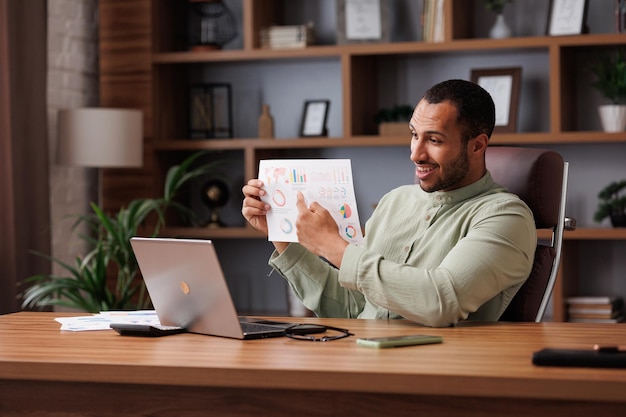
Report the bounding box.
[47,0,98,278]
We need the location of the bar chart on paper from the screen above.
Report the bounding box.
[258,159,363,244]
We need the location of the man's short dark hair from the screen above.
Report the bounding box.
[423,79,496,142]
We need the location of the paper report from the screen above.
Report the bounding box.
[258,159,363,244]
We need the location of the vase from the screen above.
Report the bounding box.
[489,14,511,39]
[598,104,626,132]
[611,213,626,228]
[258,104,275,138]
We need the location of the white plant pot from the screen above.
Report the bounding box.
[489,14,511,39]
[598,104,626,132]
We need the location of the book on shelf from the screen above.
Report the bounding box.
[568,306,616,315]
[568,316,625,324]
[565,296,622,305]
[422,0,445,43]
[260,24,314,49]
[262,26,308,37]
[566,295,624,323]
[260,39,309,49]
[616,0,626,33]
[568,310,623,320]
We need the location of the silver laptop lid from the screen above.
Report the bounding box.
[130,237,245,339]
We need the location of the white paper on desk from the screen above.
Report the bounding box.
[55,310,160,331]
[258,159,363,244]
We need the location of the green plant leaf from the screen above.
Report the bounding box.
[483,0,511,14]
[594,179,626,222]
[588,49,626,104]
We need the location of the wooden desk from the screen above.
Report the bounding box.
[1,312,625,416]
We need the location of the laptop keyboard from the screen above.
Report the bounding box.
[240,322,285,334]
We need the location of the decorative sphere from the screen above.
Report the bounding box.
[201,179,229,208]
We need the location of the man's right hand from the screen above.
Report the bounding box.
[241,179,270,236]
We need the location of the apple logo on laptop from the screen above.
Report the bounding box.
[180,281,191,295]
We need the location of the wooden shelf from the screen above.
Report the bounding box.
[153,45,344,63]
[563,228,626,240]
[153,33,626,63]
[491,132,626,145]
[154,132,626,153]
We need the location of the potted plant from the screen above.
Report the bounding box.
[587,49,626,132]
[484,0,512,39]
[484,0,511,14]
[375,105,413,136]
[593,179,626,227]
[21,151,226,312]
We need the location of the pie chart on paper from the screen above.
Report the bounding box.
[340,203,352,219]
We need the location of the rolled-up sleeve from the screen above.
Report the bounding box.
[269,243,366,317]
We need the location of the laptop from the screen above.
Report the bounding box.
[127,237,292,339]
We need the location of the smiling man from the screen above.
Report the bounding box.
[242,79,536,327]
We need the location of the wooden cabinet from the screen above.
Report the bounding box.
[99,0,626,320]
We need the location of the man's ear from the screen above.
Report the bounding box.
[470,133,489,157]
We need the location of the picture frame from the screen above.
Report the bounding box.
[188,83,233,139]
[336,0,390,44]
[546,0,588,36]
[471,67,522,134]
[300,100,330,137]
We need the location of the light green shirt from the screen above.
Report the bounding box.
[269,172,536,327]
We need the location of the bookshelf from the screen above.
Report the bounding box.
[99,0,626,320]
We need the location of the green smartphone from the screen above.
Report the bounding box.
[356,334,443,349]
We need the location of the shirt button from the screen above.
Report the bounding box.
[425,215,431,221]
[403,246,410,252]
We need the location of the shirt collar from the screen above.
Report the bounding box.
[424,171,496,207]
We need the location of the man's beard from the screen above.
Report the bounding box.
[420,145,469,193]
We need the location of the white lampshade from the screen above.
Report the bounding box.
[57,108,143,167]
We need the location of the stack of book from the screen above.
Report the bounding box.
[422,0,445,43]
[260,24,314,49]
[566,296,625,323]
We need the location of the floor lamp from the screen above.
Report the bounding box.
[56,108,143,206]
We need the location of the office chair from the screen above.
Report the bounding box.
[485,146,575,322]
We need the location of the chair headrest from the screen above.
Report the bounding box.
[485,147,564,229]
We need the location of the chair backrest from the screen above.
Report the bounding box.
[485,146,570,322]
